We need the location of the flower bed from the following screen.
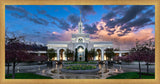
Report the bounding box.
[63,61,97,64]
[61,65,100,74]
[61,61,100,74]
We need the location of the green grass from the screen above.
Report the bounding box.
[6,73,53,79]
[107,72,155,79]
[64,65,96,70]
[64,61,97,64]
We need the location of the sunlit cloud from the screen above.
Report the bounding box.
[52,20,154,50]
[89,21,154,49]
[5,5,155,49]
[52,32,60,35]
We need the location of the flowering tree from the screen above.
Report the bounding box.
[33,55,48,62]
[129,41,145,79]
[126,39,155,78]
[142,39,155,74]
[120,55,133,63]
[5,35,34,79]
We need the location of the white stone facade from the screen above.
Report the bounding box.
[46,16,114,61]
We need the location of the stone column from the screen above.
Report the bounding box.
[94,56,96,61]
[94,50,97,61]
[38,53,41,56]
[63,51,67,61]
[119,53,122,62]
[119,53,122,57]
[57,49,60,61]
[101,49,104,61]
[38,53,41,63]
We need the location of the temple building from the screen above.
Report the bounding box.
[46,14,114,61]
[27,14,129,62]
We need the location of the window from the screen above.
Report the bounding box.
[78,38,83,43]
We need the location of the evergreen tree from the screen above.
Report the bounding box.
[85,48,88,62]
[75,48,78,61]
[47,49,56,61]
[105,48,115,61]
[65,48,74,60]
[88,49,97,60]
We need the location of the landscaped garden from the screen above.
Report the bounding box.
[63,61,97,64]
[106,72,155,79]
[64,65,96,70]
[6,73,52,79]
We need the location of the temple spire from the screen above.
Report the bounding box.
[80,10,81,22]
[78,10,83,34]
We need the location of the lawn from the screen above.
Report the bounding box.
[107,72,155,79]
[64,61,97,64]
[6,73,53,79]
[64,65,96,70]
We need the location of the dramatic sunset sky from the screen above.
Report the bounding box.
[5,5,155,50]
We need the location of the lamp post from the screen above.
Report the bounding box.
[79,55,82,61]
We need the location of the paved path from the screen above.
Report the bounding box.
[5,63,155,79]
[113,64,155,73]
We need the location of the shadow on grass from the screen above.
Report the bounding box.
[6,73,52,79]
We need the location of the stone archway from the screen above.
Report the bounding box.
[59,49,65,61]
[96,49,101,61]
[77,46,85,61]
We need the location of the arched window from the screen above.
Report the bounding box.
[78,38,83,43]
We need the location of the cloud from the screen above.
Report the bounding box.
[67,14,80,28]
[49,20,154,50]
[45,14,59,21]
[50,28,78,41]
[6,5,155,49]
[119,6,147,24]
[89,20,154,49]
[45,14,71,30]
[120,17,151,31]
[6,5,70,29]
[63,7,70,12]
[27,17,49,25]
[37,9,46,14]
[75,5,96,17]
[102,12,116,22]
[104,5,128,15]
[6,5,49,26]
[11,13,25,18]
[102,5,154,36]
[84,23,98,34]
[6,5,29,16]
[57,19,70,30]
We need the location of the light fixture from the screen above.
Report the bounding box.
[78,47,84,52]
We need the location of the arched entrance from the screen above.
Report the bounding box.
[77,46,85,61]
[97,49,101,61]
[59,49,65,61]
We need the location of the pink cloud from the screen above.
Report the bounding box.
[90,21,154,50]
[50,21,154,50]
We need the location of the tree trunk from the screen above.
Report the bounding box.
[147,62,149,74]
[138,61,141,79]
[6,62,10,78]
[12,62,16,79]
